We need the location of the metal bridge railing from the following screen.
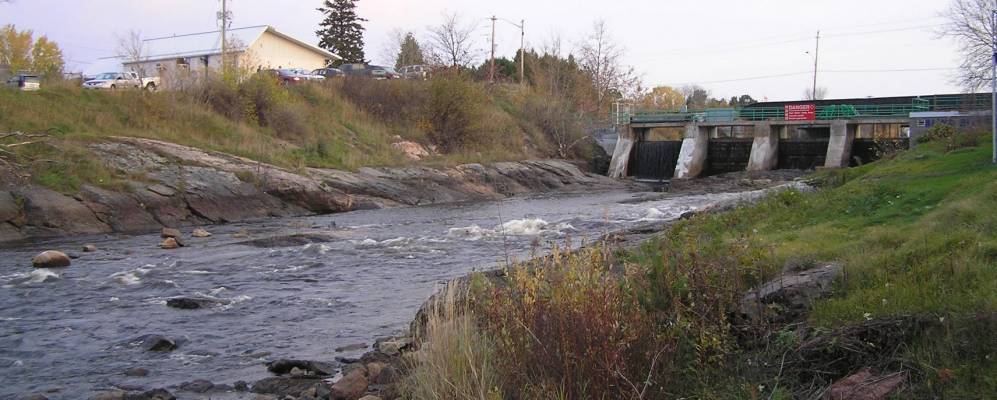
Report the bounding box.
[628,101,943,123]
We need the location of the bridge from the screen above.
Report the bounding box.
[607,94,991,180]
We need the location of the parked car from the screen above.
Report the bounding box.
[5,73,41,91]
[339,64,401,80]
[82,72,160,91]
[399,65,431,80]
[268,68,325,85]
[311,67,343,78]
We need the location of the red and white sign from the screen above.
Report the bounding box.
[785,104,816,121]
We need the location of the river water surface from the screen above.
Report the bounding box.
[0,187,776,398]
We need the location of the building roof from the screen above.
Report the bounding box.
[124,25,339,64]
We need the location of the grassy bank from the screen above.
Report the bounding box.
[0,77,600,193]
[403,136,997,399]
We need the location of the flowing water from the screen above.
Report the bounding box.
[0,187,780,398]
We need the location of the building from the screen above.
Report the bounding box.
[108,25,339,85]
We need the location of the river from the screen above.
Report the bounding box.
[0,187,777,398]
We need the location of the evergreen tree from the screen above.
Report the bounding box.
[315,0,367,64]
[394,32,424,69]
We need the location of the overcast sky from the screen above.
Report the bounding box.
[2,0,964,100]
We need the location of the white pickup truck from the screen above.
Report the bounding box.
[82,71,160,91]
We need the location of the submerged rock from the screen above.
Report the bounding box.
[237,233,338,248]
[191,228,212,238]
[165,297,218,310]
[137,335,177,352]
[82,244,98,252]
[123,368,149,377]
[178,379,214,393]
[31,251,71,268]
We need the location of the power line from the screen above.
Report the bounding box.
[657,67,957,86]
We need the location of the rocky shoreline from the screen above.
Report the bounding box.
[0,137,624,245]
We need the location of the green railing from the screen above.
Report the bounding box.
[626,100,945,124]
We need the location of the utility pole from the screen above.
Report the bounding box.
[812,30,820,101]
[218,0,232,73]
[519,19,525,85]
[489,16,497,83]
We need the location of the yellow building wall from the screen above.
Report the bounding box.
[244,31,330,71]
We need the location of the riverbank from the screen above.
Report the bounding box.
[394,137,997,399]
[0,136,622,244]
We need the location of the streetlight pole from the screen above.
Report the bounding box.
[519,19,525,85]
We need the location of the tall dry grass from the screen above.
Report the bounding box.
[401,281,504,400]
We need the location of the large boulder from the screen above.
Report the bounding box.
[0,190,23,225]
[31,250,71,268]
[251,377,327,397]
[16,186,111,236]
[739,262,842,323]
[330,368,368,400]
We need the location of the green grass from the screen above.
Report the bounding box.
[631,138,997,396]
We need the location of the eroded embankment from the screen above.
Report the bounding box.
[0,137,622,244]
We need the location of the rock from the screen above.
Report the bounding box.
[828,368,905,400]
[125,388,175,400]
[77,185,160,233]
[31,250,71,268]
[191,228,211,238]
[251,377,326,397]
[83,244,98,252]
[0,191,23,224]
[16,186,111,235]
[329,368,368,400]
[161,228,181,238]
[335,343,368,352]
[160,237,180,249]
[233,381,249,391]
[123,368,149,377]
[364,362,388,383]
[739,262,843,322]
[22,394,49,400]
[375,337,412,357]
[139,335,177,352]
[89,390,126,400]
[166,297,218,310]
[358,396,382,400]
[146,184,176,197]
[266,359,337,376]
[391,140,432,161]
[179,379,214,393]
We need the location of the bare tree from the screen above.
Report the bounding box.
[941,0,997,90]
[426,12,479,68]
[577,20,640,115]
[116,30,148,77]
[378,28,405,67]
[803,86,828,100]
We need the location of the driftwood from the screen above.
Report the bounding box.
[0,130,52,173]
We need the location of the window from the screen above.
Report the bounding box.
[916,119,926,127]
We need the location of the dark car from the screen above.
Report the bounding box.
[263,68,324,85]
[312,67,343,78]
[339,64,401,80]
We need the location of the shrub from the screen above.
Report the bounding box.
[477,244,671,399]
[420,78,487,153]
[916,123,956,144]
